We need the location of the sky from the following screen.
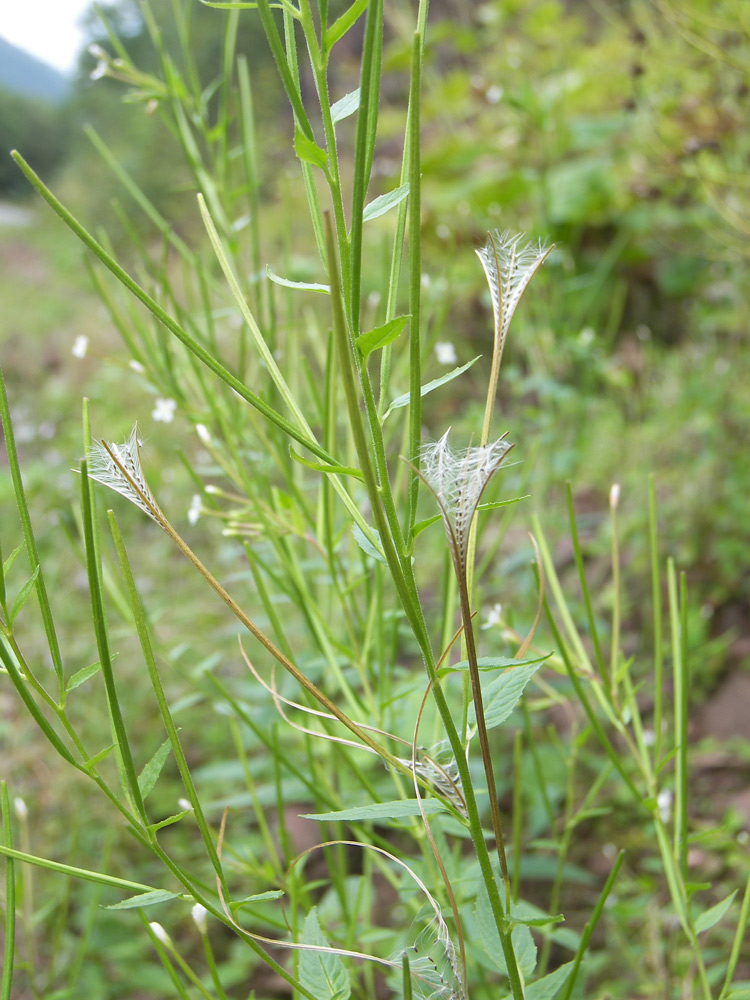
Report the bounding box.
[1,0,95,74]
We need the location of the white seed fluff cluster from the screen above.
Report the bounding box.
[419,430,512,565]
[87,424,160,522]
[476,230,552,354]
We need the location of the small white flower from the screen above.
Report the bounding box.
[421,272,432,289]
[178,798,193,811]
[436,224,451,241]
[434,341,457,365]
[481,602,503,630]
[195,423,211,445]
[642,729,656,747]
[609,483,621,510]
[188,494,202,526]
[152,397,177,423]
[71,335,89,359]
[13,797,28,820]
[191,902,207,935]
[129,360,145,374]
[149,922,171,946]
[486,84,503,104]
[657,788,673,823]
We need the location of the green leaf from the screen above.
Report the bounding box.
[266,266,329,293]
[331,88,360,124]
[356,316,408,357]
[527,961,576,999]
[383,356,481,420]
[234,889,285,908]
[298,908,351,1000]
[442,654,550,677]
[362,183,410,223]
[138,739,172,800]
[694,889,737,934]
[0,542,23,609]
[147,810,191,833]
[294,128,328,170]
[66,660,104,693]
[83,744,116,771]
[9,567,40,623]
[301,799,448,823]
[351,523,386,564]
[411,513,442,539]
[105,889,181,910]
[290,448,364,481]
[476,496,529,512]
[469,663,543,729]
[475,882,537,978]
[324,0,367,50]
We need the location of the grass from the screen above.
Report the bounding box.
[1,1,749,998]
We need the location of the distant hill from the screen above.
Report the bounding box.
[0,37,69,103]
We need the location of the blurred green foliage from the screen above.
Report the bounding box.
[0,88,69,195]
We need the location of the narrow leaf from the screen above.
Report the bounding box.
[299,908,351,1000]
[356,316,408,357]
[694,889,737,934]
[106,889,181,910]
[0,843,155,893]
[294,128,328,170]
[138,738,172,800]
[324,0,367,50]
[83,744,116,770]
[9,567,40,623]
[290,449,364,481]
[362,183,410,222]
[301,799,448,823]
[66,660,104,693]
[331,88,361,124]
[383,356,481,420]
[234,889,285,907]
[411,513,442,539]
[267,266,329,293]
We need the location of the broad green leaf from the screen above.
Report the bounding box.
[66,660,103,693]
[331,88,360,124]
[299,908,351,1000]
[475,882,537,978]
[356,316,408,357]
[527,961,576,999]
[290,448,364,481]
[324,0,367,50]
[106,889,180,910]
[138,739,172,800]
[9,567,40,623]
[442,654,550,677]
[469,663,542,729]
[694,889,737,934]
[362,183,410,223]
[267,266,329,293]
[301,799,448,823]
[383,356,481,420]
[351,522,386,564]
[294,128,328,170]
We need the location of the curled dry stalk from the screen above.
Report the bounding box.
[86,427,413,780]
